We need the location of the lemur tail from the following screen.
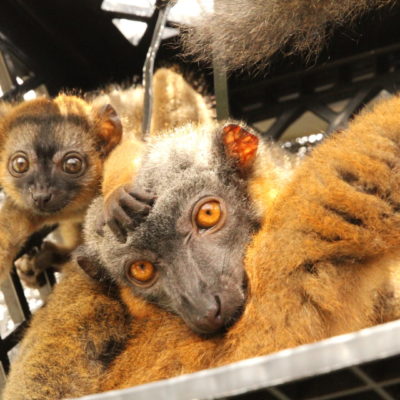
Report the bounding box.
[181,0,394,72]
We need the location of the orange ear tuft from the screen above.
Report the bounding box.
[223,124,259,170]
[96,104,123,157]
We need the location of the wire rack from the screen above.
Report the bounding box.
[72,319,400,400]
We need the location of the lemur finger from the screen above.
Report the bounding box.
[119,192,151,215]
[107,217,127,243]
[110,205,133,229]
[124,185,156,206]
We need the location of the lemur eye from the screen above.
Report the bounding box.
[9,153,29,175]
[127,261,157,286]
[196,201,221,228]
[62,154,83,174]
[193,197,226,233]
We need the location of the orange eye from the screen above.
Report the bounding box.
[10,154,29,174]
[128,261,156,285]
[62,155,83,174]
[195,200,222,229]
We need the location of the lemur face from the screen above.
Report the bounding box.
[84,123,261,335]
[0,98,122,216]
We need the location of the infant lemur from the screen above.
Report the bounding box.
[0,95,122,285]
[5,66,400,400]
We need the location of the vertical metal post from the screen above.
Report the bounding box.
[212,0,230,120]
[1,268,31,325]
[0,358,7,388]
[213,60,230,120]
[142,0,175,139]
[0,51,13,94]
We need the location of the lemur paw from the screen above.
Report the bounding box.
[98,183,156,243]
[15,241,66,288]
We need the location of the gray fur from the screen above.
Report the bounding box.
[83,123,266,335]
[181,0,395,72]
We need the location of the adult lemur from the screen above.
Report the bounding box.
[4,68,400,399]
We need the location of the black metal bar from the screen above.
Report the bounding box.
[239,67,400,124]
[8,267,31,321]
[265,106,304,140]
[0,337,10,375]
[230,43,400,96]
[2,320,29,354]
[141,0,175,139]
[0,33,33,74]
[0,76,42,101]
[104,10,176,29]
[308,103,338,123]
[327,86,380,133]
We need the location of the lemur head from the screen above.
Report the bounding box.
[0,95,122,215]
[81,122,262,335]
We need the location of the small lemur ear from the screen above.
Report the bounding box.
[75,246,114,287]
[222,124,259,171]
[95,104,123,158]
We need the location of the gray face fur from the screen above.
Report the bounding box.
[84,123,260,335]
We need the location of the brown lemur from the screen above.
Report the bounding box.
[6,91,400,400]
[0,94,122,285]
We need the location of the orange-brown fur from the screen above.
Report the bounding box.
[0,94,122,282]
[6,78,400,399]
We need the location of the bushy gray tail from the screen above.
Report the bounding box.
[181,0,394,72]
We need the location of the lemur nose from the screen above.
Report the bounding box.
[196,295,224,333]
[32,192,52,208]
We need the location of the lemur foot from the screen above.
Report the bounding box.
[97,183,156,243]
[15,241,69,288]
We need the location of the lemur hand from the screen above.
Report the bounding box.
[97,183,156,243]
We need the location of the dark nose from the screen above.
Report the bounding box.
[31,191,52,209]
[195,295,224,334]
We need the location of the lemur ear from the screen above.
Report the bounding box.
[95,104,123,158]
[75,246,114,287]
[222,124,259,172]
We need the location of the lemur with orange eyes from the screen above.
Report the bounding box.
[6,77,400,399]
[0,95,122,285]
